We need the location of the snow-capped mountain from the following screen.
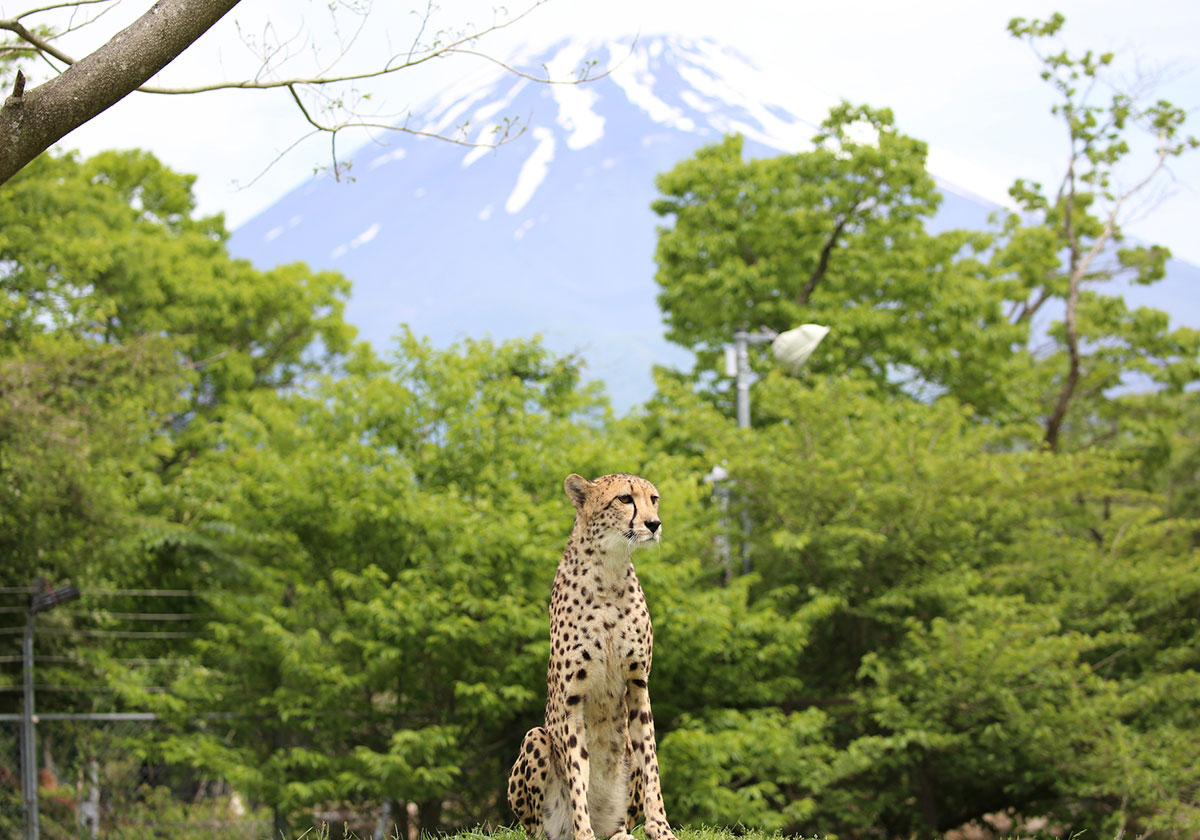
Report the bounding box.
[228,35,1197,412]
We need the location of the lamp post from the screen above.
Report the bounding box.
[726,324,830,429]
[716,323,829,574]
[730,329,773,429]
[703,464,734,582]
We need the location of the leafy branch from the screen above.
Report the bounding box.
[1006,13,1198,450]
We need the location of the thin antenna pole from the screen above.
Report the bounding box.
[21,608,39,840]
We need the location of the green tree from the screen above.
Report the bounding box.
[0,333,180,592]
[136,332,845,837]
[652,106,1020,412]
[652,17,1198,450]
[1,148,359,475]
[0,148,361,718]
[998,13,1199,450]
[139,334,614,834]
[654,373,1200,838]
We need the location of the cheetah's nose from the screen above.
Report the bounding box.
[646,520,660,533]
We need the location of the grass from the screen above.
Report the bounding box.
[289,827,802,840]
[288,826,1110,840]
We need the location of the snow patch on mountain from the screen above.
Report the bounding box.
[352,223,380,246]
[331,222,382,260]
[607,43,695,132]
[506,126,556,213]
[369,148,407,169]
[927,145,1016,210]
[462,138,494,168]
[678,38,827,152]
[545,40,606,151]
[679,89,716,114]
[673,65,809,152]
[473,78,531,125]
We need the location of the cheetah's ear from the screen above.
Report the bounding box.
[564,474,593,509]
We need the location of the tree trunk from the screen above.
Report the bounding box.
[1043,350,1079,451]
[417,798,442,835]
[395,799,412,840]
[1044,253,1084,452]
[273,806,291,840]
[916,756,939,839]
[0,0,242,186]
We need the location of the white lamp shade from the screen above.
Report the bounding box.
[724,345,738,378]
[771,324,830,371]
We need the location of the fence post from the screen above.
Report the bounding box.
[81,758,99,839]
[18,580,79,840]
[20,609,38,840]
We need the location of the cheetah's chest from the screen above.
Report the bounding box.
[549,559,653,715]
[586,602,641,695]
[579,600,645,751]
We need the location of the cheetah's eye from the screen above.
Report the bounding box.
[618,494,633,504]
[650,495,659,505]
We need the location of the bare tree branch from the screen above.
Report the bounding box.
[1,0,607,184]
[0,16,76,64]
[1011,282,1055,326]
[14,0,113,20]
[2,0,560,94]
[446,46,610,86]
[134,31,611,94]
[1,0,242,185]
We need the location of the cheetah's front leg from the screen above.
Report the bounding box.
[623,727,644,831]
[627,679,677,840]
[560,700,598,840]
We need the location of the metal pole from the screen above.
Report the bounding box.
[20,610,39,840]
[717,483,733,583]
[733,329,751,429]
[733,329,757,574]
[374,798,393,840]
[726,325,827,575]
[83,759,99,839]
[704,465,733,583]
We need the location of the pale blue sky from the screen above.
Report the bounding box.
[16,0,1200,263]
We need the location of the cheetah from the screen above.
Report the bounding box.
[508,473,677,840]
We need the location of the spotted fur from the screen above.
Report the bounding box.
[508,473,677,840]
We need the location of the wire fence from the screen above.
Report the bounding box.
[1,582,275,840]
[0,715,272,840]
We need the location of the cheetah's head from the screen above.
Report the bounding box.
[564,472,661,554]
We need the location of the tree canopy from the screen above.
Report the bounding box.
[652,108,1020,412]
[2,10,1198,840]
[653,22,1199,448]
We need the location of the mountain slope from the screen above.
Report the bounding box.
[228,35,1198,412]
